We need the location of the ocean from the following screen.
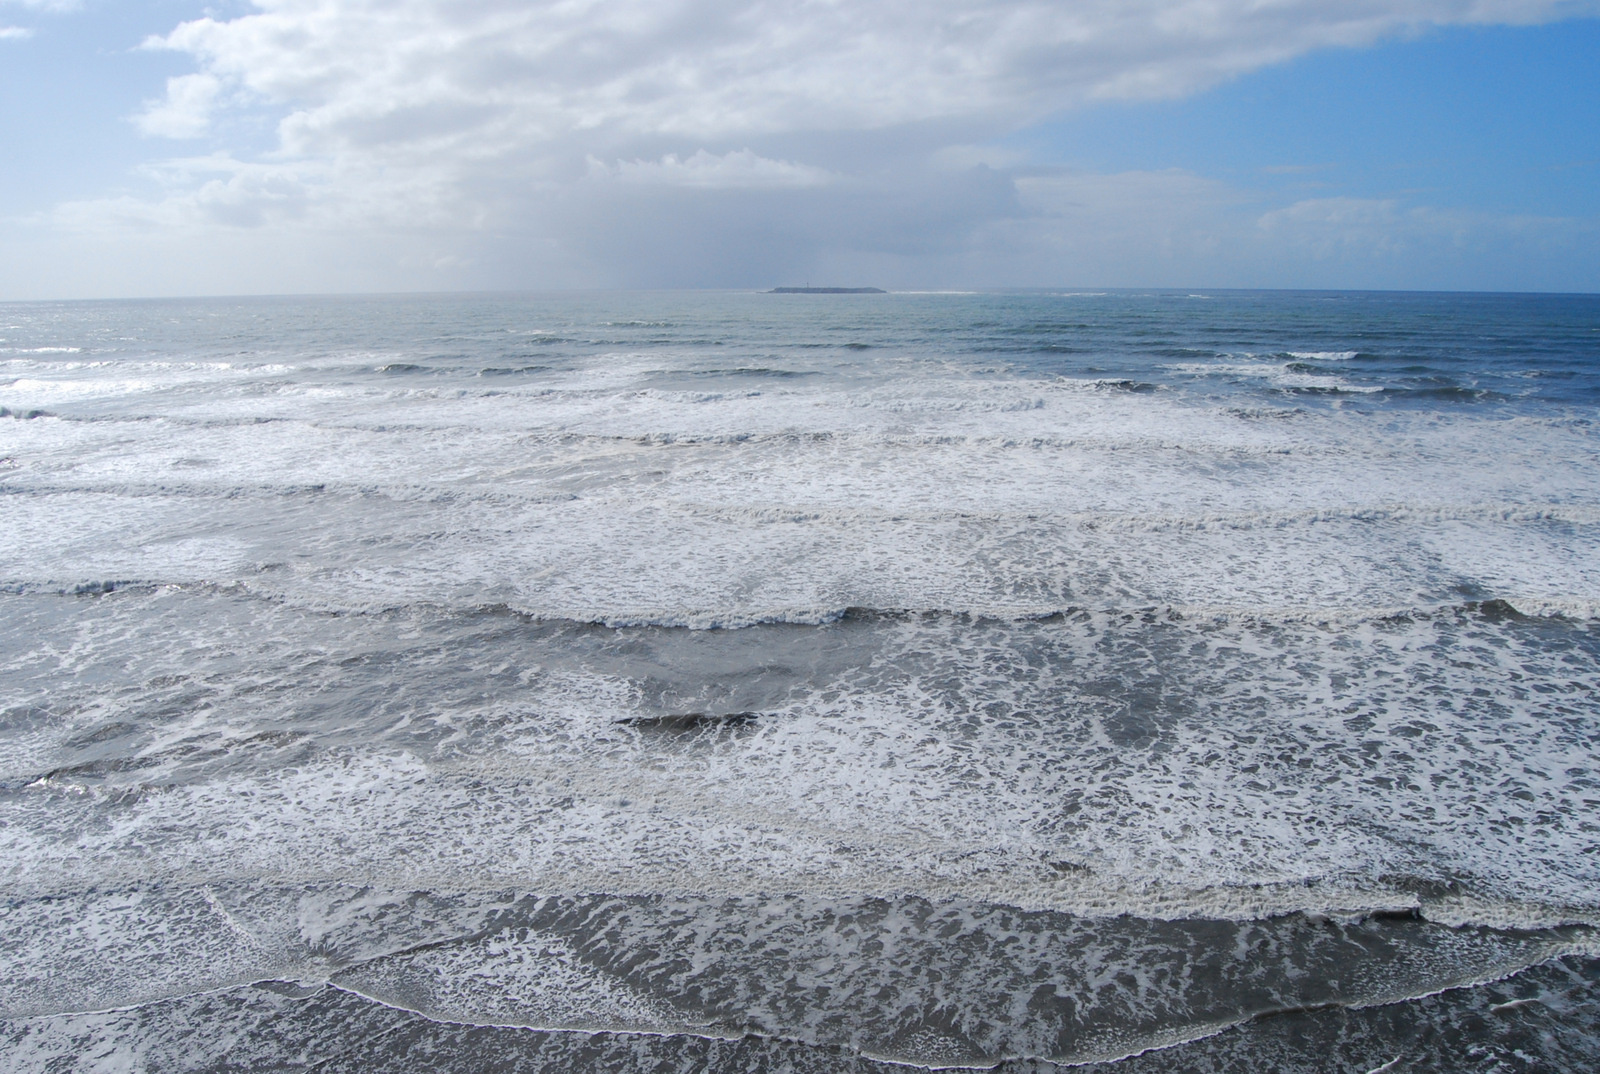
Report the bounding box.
[2,289,1597,1071]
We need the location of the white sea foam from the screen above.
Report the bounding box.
[3,593,1595,926]
[3,295,1598,1071]
[3,877,1592,1067]
[2,360,1596,620]
[1164,360,1380,393]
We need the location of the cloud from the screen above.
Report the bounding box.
[42,152,476,235]
[148,2,1596,159]
[135,74,224,138]
[590,149,836,189]
[1257,195,1598,262]
[121,2,1593,221]
[13,161,1593,298]
[0,0,78,35]
[935,167,1265,286]
[8,1,1600,296]
[1258,196,1435,257]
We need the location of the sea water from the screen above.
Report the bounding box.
[1,290,1597,1071]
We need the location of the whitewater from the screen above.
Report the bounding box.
[2,290,1597,1071]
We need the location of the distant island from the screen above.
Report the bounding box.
[767,286,886,294]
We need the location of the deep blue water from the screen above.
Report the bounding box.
[7,289,1600,402]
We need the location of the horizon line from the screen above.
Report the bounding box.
[4,285,1600,304]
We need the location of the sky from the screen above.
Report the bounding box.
[1,0,1597,298]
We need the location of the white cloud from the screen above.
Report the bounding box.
[146,1,1597,160]
[931,144,1031,171]
[0,0,78,36]
[115,1,1594,228]
[1259,196,1432,257]
[12,160,1599,297]
[1256,195,1597,262]
[135,73,224,138]
[42,152,475,235]
[8,0,1600,296]
[49,156,314,230]
[951,167,1266,284]
[590,149,835,189]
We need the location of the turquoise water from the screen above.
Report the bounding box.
[2,290,1598,1071]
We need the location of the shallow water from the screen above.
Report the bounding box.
[2,290,1598,1071]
